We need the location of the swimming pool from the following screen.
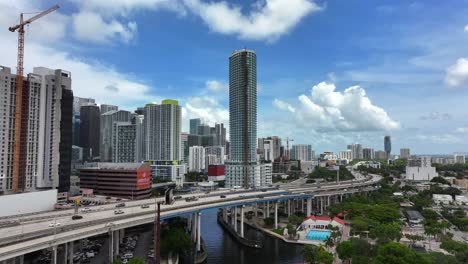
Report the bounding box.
[305,230,332,241]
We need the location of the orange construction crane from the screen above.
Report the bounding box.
[8,5,59,192]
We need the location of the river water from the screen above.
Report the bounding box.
[200,209,304,264]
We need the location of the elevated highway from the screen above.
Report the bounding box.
[0,172,381,262]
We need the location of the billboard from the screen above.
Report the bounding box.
[136,169,152,189]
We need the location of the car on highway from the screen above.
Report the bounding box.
[105,222,115,227]
[220,195,227,198]
[141,204,150,209]
[48,222,61,227]
[72,215,83,220]
[174,195,182,200]
[81,207,92,212]
[114,210,124,215]
[257,195,265,199]
[115,203,126,208]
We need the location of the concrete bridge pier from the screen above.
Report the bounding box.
[266,201,270,218]
[113,230,120,258]
[192,213,197,242]
[108,229,114,263]
[233,207,238,232]
[68,241,74,264]
[287,200,291,216]
[274,202,278,229]
[306,198,312,216]
[196,212,201,252]
[119,229,125,244]
[240,205,245,238]
[52,245,57,264]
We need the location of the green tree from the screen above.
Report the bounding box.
[160,228,191,256]
[421,209,439,221]
[440,239,468,263]
[316,247,333,264]
[370,222,402,244]
[303,244,319,263]
[287,223,297,239]
[372,242,430,264]
[336,239,373,263]
[288,214,303,225]
[430,176,451,185]
[128,258,145,264]
[264,217,274,227]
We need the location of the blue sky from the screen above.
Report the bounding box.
[1,0,468,155]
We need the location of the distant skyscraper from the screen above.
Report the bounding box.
[100,110,131,161]
[112,121,136,163]
[143,99,181,161]
[363,148,375,160]
[339,150,353,160]
[80,104,100,161]
[454,154,465,164]
[72,97,95,146]
[205,146,225,167]
[375,150,387,160]
[214,123,227,149]
[347,144,363,160]
[291,144,313,161]
[400,148,410,159]
[189,146,205,172]
[134,115,145,162]
[190,118,201,135]
[180,133,189,164]
[198,124,211,136]
[100,104,118,114]
[258,136,281,161]
[225,49,271,188]
[384,136,392,159]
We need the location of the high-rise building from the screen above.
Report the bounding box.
[80,104,100,161]
[375,150,387,160]
[205,146,225,167]
[0,66,73,193]
[363,148,375,160]
[112,122,136,163]
[258,136,282,161]
[339,150,353,161]
[100,104,118,114]
[180,133,189,164]
[0,66,42,193]
[400,148,410,159]
[32,67,74,192]
[384,135,392,159]
[100,110,131,162]
[214,123,227,149]
[198,124,211,136]
[225,49,271,188]
[454,154,465,164]
[143,100,181,161]
[134,115,145,162]
[189,146,205,172]
[347,144,363,160]
[405,157,438,181]
[72,97,95,146]
[190,118,201,135]
[291,144,313,161]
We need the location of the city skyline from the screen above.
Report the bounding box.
[0,1,468,154]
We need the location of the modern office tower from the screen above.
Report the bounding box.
[454,154,466,164]
[205,146,225,168]
[0,66,42,194]
[72,97,95,146]
[375,150,387,160]
[143,99,181,161]
[190,118,201,135]
[135,107,144,115]
[72,146,83,163]
[347,143,363,160]
[339,150,353,161]
[112,122,136,163]
[291,144,313,161]
[180,133,189,164]
[363,148,375,160]
[134,115,145,162]
[214,123,227,148]
[225,49,271,188]
[189,146,205,172]
[400,148,411,159]
[100,104,118,114]
[80,104,100,161]
[197,124,211,136]
[34,67,73,192]
[384,135,392,159]
[100,110,131,162]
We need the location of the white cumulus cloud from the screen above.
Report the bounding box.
[445,58,468,88]
[183,0,323,41]
[273,99,296,113]
[465,24,468,32]
[184,96,229,127]
[276,82,400,132]
[455,127,468,133]
[72,11,138,44]
[205,80,228,93]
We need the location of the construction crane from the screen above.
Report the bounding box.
[8,4,59,192]
[285,137,294,160]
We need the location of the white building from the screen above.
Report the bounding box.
[363,148,375,160]
[189,146,205,172]
[339,150,353,161]
[143,100,181,161]
[347,144,363,159]
[134,115,145,162]
[225,163,272,188]
[433,194,453,205]
[454,154,465,164]
[205,146,225,167]
[405,157,438,181]
[100,110,131,161]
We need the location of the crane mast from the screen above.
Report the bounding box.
[9,5,59,192]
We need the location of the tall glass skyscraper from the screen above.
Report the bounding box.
[225,49,271,188]
[384,135,392,159]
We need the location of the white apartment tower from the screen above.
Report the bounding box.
[189,146,205,172]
